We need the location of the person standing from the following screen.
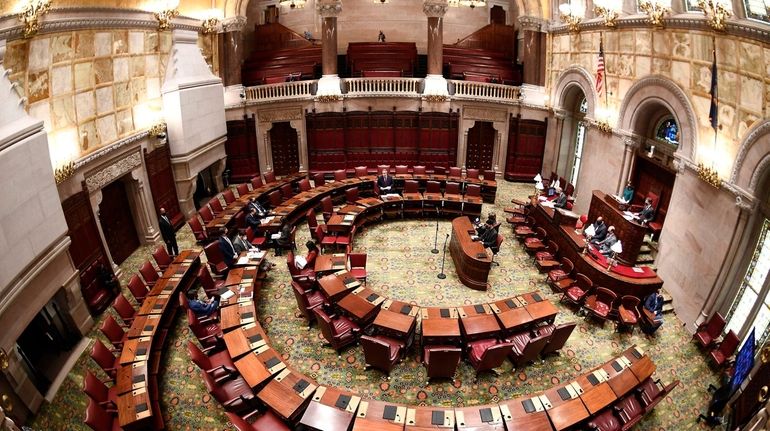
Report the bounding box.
[158,207,178,256]
[218,232,238,269]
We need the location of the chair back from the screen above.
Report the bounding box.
[263,171,276,183]
[704,312,727,338]
[349,253,367,269]
[561,257,574,275]
[355,166,368,177]
[203,241,226,271]
[321,196,334,215]
[512,334,549,367]
[615,394,643,425]
[466,168,480,179]
[620,295,640,310]
[478,342,514,370]
[586,409,621,431]
[233,211,246,230]
[360,335,396,372]
[139,261,159,285]
[286,250,299,276]
[424,347,462,378]
[395,165,408,175]
[188,216,207,241]
[127,274,149,303]
[404,180,419,194]
[575,273,593,291]
[449,167,462,177]
[313,172,326,187]
[208,197,224,215]
[268,190,282,207]
[99,315,125,347]
[83,370,109,403]
[187,340,213,371]
[90,339,116,374]
[717,331,740,358]
[199,206,214,223]
[84,397,114,431]
[298,178,312,192]
[178,291,190,311]
[482,169,495,180]
[426,181,441,194]
[377,164,391,173]
[251,175,264,189]
[535,227,547,240]
[197,266,217,295]
[280,183,294,199]
[223,189,236,204]
[313,308,336,342]
[493,234,504,253]
[236,183,249,197]
[307,210,319,233]
[334,169,347,181]
[413,165,426,176]
[596,287,618,306]
[112,293,136,323]
[433,166,447,176]
[152,245,172,270]
[466,184,481,197]
[445,182,461,195]
[315,225,326,243]
[291,281,311,307]
[540,322,576,355]
[346,188,360,203]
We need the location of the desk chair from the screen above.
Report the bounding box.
[334,169,347,182]
[263,171,276,184]
[693,312,726,348]
[267,190,282,208]
[354,166,368,178]
[360,335,404,378]
[583,287,617,326]
[523,227,547,254]
[138,261,159,288]
[201,371,257,414]
[709,330,739,368]
[585,409,622,431]
[204,242,229,276]
[189,216,210,243]
[616,296,640,333]
[466,168,480,179]
[306,209,323,241]
[99,315,127,351]
[413,165,426,176]
[127,274,150,304]
[448,166,462,179]
[198,266,225,299]
[223,189,237,204]
[199,205,215,223]
[534,322,576,358]
[614,393,644,430]
[636,377,680,413]
[89,339,119,382]
[468,340,514,382]
[314,308,360,354]
[227,410,291,431]
[179,292,219,323]
[508,333,549,369]
[313,172,326,187]
[291,281,325,328]
[187,309,224,353]
[315,225,337,253]
[84,398,118,431]
[349,253,367,284]
[251,175,264,189]
[245,226,267,248]
[534,240,560,271]
[395,165,409,176]
[83,371,118,412]
[514,216,536,238]
[236,183,250,197]
[298,178,312,192]
[490,234,503,266]
[346,187,360,205]
[423,346,462,385]
[280,183,294,200]
[561,273,593,309]
[152,245,172,270]
[320,196,334,222]
[208,197,225,216]
[112,293,136,327]
[547,257,575,293]
[188,341,236,380]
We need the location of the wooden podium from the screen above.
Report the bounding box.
[449,216,492,290]
[586,190,648,265]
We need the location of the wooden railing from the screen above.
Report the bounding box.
[450,80,521,104]
[344,77,422,97]
[245,80,316,103]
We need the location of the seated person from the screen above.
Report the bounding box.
[232,231,251,254]
[296,241,319,270]
[377,168,394,194]
[634,197,655,224]
[274,224,293,256]
[621,181,635,203]
[553,187,568,209]
[188,292,219,317]
[640,289,664,335]
[245,207,263,231]
[248,197,268,218]
[476,213,499,236]
[596,226,617,255]
[475,219,499,249]
[587,217,608,244]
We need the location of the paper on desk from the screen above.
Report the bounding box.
[270,233,281,239]
[541,201,555,208]
[236,256,250,265]
[220,290,235,300]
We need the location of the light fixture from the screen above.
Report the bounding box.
[374,0,389,3]
[54,161,75,184]
[316,94,342,102]
[559,0,585,32]
[149,122,167,137]
[639,0,671,27]
[608,240,623,270]
[595,120,613,133]
[594,0,621,27]
[279,0,306,9]
[0,348,8,370]
[698,0,732,30]
[17,0,52,38]
[697,163,722,188]
[448,0,460,6]
[594,106,615,133]
[459,0,486,8]
[151,0,180,31]
[200,9,223,34]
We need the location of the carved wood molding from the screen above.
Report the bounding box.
[257,107,303,123]
[85,151,142,193]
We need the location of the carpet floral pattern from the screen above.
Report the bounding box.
[27,181,721,431]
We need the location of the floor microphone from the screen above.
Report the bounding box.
[437,233,450,279]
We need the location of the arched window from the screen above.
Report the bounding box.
[569,98,588,185]
[744,0,770,23]
[654,116,679,147]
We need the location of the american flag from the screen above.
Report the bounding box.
[596,39,605,98]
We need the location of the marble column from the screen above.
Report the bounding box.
[423,0,449,97]
[617,136,638,193]
[518,16,546,86]
[218,16,247,87]
[316,0,342,97]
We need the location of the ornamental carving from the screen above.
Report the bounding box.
[463,106,507,123]
[730,120,770,185]
[222,16,247,33]
[423,0,449,17]
[85,151,142,192]
[518,16,546,32]
[317,0,343,17]
[258,108,303,123]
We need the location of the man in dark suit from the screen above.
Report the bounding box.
[158,208,178,256]
[635,197,655,224]
[245,207,263,231]
[588,217,608,244]
[247,197,268,218]
[553,187,568,209]
[377,168,394,194]
[218,232,238,268]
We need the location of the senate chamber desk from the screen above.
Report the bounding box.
[586,190,648,265]
[449,216,492,291]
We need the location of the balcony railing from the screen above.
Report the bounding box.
[244,80,316,103]
[450,80,521,104]
[344,77,422,97]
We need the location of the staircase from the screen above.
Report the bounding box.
[636,234,675,315]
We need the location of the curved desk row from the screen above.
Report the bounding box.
[115,250,201,430]
[450,216,493,290]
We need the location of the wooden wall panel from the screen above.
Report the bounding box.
[144,144,183,228]
[505,116,547,181]
[225,115,261,184]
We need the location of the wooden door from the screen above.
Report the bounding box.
[465,121,496,170]
[505,117,547,181]
[270,122,300,176]
[99,179,140,265]
[225,115,261,183]
[144,144,182,228]
[630,155,675,212]
[490,5,506,24]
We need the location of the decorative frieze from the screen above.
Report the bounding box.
[258,107,303,123]
[85,151,142,192]
[462,106,508,123]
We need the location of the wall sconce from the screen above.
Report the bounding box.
[639,0,671,27]
[698,0,732,30]
[559,0,585,32]
[17,0,52,38]
[594,106,616,133]
[152,0,180,31]
[697,163,722,188]
[149,122,167,137]
[594,0,621,27]
[200,9,223,34]
[459,0,487,7]
[54,161,75,184]
[0,348,8,370]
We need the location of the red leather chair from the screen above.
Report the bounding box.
[349,253,367,284]
[613,393,644,430]
[152,244,172,270]
[99,315,126,350]
[188,341,236,379]
[448,166,462,179]
[433,166,447,177]
[127,274,149,304]
[199,205,214,223]
[298,178,312,192]
[467,339,514,381]
[313,172,326,187]
[423,346,462,384]
[251,175,264,189]
[616,296,640,333]
[198,266,225,299]
[535,240,560,272]
[710,330,739,367]
[354,166,368,178]
[334,169,347,182]
[89,339,119,382]
[547,257,575,293]
[187,308,224,351]
[445,182,461,197]
[306,209,323,241]
[223,189,237,204]
[360,334,403,377]
[395,165,409,176]
[267,190,282,208]
[514,217,537,238]
[320,196,334,222]
[83,370,118,411]
[208,197,225,215]
[425,181,441,195]
[585,409,621,431]
[313,307,360,353]
[263,171,276,184]
[508,333,549,369]
[490,234,504,267]
[466,168,480,179]
[226,410,291,431]
[139,261,159,287]
[287,250,316,281]
[189,216,209,243]
[561,273,593,308]
[280,183,294,200]
[523,227,547,253]
[179,291,219,322]
[112,293,136,326]
[84,397,118,431]
[466,184,481,198]
[583,287,618,325]
[315,225,336,253]
[482,169,495,181]
[236,183,250,197]
[201,370,256,414]
[534,322,576,357]
[245,226,266,248]
[636,377,680,413]
[413,165,426,176]
[291,281,325,327]
[693,312,726,348]
[346,187,360,204]
[204,241,229,276]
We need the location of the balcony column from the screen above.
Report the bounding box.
[517,16,547,86]
[423,0,449,98]
[317,0,343,98]
[217,16,246,87]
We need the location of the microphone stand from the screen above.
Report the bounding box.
[431,208,440,254]
[437,233,450,279]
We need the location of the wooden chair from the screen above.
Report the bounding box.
[423,346,462,384]
[223,189,236,204]
[583,287,618,325]
[709,330,739,367]
[508,334,549,369]
[616,296,640,333]
[360,334,403,378]
[547,257,575,293]
[693,312,726,348]
[208,197,224,216]
[152,244,172,270]
[298,178,312,192]
[334,169,347,182]
[138,261,159,288]
[250,175,264,189]
[561,273,593,309]
[349,253,367,284]
[467,340,514,382]
[188,216,209,243]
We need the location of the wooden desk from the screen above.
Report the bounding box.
[575,374,616,415]
[454,404,505,430]
[223,322,269,360]
[495,307,533,334]
[233,250,266,268]
[489,297,524,314]
[300,386,360,431]
[117,387,152,430]
[327,214,355,234]
[220,303,257,332]
[373,309,416,349]
[420,307,459,320]
[421,318,461,342]
[137,295,169,316]
[381,299,419,317]
[258,368,317,422]
[119,337,151,365]
[171,249,200,266]
[126,315,161,339]
[318,271,360,302]
[587,190,647,265]
[460,314,501,342]
[353,399,408,431]
[234,344,285,389]
[116,362,148,395]
[499,396,554,431]
[337,292,380,326]
[458,303,493,317]
[624,346,656,382]
[405,406,455,429]
[315,253,348,274]
[525,300,558,325]
[543,385,590,430]
[603,358,639,397]
[223,267,258,286]
[449,217,492,291]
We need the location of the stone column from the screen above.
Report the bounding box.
[423,0,449,97]
[617,136,638,193]
[218,16,246,87]
[518,16,546,86]
[316,0,342,97]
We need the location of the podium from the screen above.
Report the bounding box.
[586,191,647,265]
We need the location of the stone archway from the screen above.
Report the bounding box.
[731,120,770,197]
[552,66,597,118]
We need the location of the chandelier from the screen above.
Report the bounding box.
[594,0,621,27]
[559,0,585,32]
[279,0,306,9]
[698,0,732,30]
[639,0,671,27]
[17,0,52,38]
[697,163,722,188]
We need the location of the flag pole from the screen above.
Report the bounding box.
[602,32,608,110]
[712,35,718,169]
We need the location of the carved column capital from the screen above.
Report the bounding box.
[518,16,546,32]
[622,136,639,150]
[423,0,449,17]
[221,16,247,32]
[552,108,568,120]
[735,194,756,211]
[317,0,343,17]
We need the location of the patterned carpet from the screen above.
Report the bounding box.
[27,181,722,431]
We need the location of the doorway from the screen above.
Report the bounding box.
[98,178,140,265]
[270,122,300,176]
[490,5,506,24]
[466,121,496,170]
